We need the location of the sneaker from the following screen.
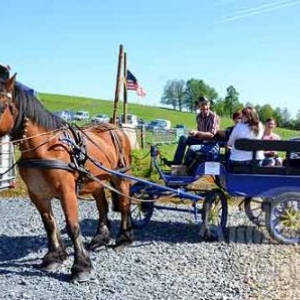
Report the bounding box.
[162,158,174,167]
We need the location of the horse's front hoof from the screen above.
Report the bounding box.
[70,269,94,284]
[115,230,133,247]
[88,234,110,251]
[41,261,63,272]
[114,233,133,252]
[40,250,67,272]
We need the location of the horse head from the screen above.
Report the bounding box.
[0,74,18,136]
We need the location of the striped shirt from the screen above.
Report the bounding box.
[196,110,220,135]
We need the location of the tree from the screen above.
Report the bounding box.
[281,107,291,127]
[257,104,274,123]
[273,107,283,127]
[184,79,218,112]
[214,97,226,117]
[161,80,186,111]
[224,85,239,116]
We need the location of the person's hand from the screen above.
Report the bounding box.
[189,130,197,136]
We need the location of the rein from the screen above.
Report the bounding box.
[0,160,18,177]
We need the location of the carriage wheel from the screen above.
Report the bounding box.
[214,175,226,190]
[130,183,154,228]
[244,197,266,227]
[200,188,228,241]
[266,192,300,244]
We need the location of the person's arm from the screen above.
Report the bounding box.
[189,130,214,139]
[264,134,281,156]
[227,125,238,148]
[190,113,219,140]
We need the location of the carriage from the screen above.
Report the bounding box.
[129,138,300,245]
[0,74,300,284]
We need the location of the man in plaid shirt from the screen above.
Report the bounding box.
[164,96,220,166]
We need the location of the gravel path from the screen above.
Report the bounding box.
[0,198,299,300]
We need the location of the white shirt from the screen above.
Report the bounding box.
[228,122,264,161]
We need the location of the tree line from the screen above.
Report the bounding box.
[161,79,299,130]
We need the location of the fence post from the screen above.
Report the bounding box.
[175,128,184,142]
[140,125,145,149]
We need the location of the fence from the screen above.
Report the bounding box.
[137,127,187,148]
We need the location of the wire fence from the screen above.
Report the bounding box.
[139,127,187,147]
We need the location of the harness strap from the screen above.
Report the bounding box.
[99,123,127,168]
[110,130,126,167]
[18,158,74,172]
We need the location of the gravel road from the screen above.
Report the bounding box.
[0,198,299,300]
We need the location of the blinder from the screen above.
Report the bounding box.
[0,91,13,116]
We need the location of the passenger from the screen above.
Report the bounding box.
[220,110,242,161]
[227,107,264,169]
[213,110,242,142]
[262,118,282,166]
[163,96,220,166]
[226,110,242,139]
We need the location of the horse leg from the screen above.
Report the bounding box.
[112,179,133,249]
[60,192,93,283]
[88,187,111,251]
[29,192,68,271]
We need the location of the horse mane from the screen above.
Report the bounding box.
[13,83,65,130]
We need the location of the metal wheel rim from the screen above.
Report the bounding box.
[203,189,228,238]
[270,198,300,243]
[130,190,154,228]
[244,197,265,227]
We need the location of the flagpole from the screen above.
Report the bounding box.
[123,52,128,124]
[112,44,123,125]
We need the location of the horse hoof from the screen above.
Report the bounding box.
[113,240,132,252]
[41,261,63,272]
[70,270,94,284]
[88,236,110,251]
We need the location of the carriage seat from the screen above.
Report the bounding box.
[232,138,300,175]
[184,137,227,175]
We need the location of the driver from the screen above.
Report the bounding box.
[163,96,220,166]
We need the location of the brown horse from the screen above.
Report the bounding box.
[0,75,133,282]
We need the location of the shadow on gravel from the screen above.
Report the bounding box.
[80,218,201,244]
[225,225,272,245]
[79,219,272,245]
[0,235,47,262]
[0,262,70,282]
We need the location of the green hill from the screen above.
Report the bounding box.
[39,93,299,139]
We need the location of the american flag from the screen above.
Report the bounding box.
[126,70,146,97]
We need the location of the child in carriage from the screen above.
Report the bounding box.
[261,118,282,166]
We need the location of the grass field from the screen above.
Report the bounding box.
[0,92,299,197]
[39,92,299,139]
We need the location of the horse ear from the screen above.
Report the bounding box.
[5,73,17,92]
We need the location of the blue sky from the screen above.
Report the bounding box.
[1,0,300,117]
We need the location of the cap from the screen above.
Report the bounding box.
[195,96,209,106]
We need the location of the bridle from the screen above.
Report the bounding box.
[0,88,22,139]
[0,90,13,116]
